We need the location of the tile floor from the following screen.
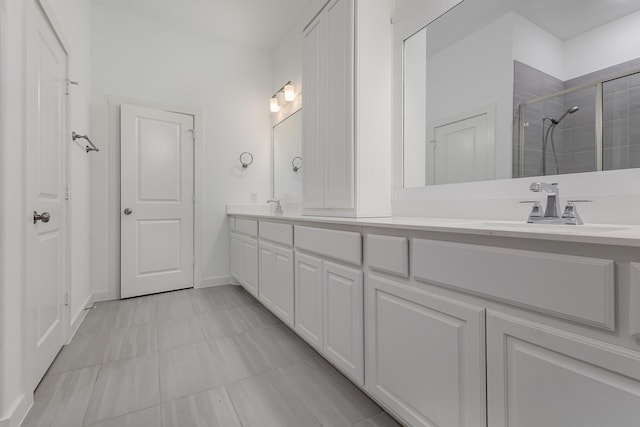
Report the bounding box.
[23,285,402,427]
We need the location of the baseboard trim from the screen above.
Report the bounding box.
[92,290,115,303]
[198,275,233,289]
[0,392,33,427]
[68,293,94,343]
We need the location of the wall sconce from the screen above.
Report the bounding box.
[270,97,280,113]
[284,83,295,102]
[270,80,296,112]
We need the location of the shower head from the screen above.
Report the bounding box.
[551,106,579,125]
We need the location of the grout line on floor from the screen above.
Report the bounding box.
[81,364,102,426]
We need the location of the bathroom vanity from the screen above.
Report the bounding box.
[247,0,640,425]
[228,210,640,427]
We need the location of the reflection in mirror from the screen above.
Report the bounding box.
[273,110,302,202]
[401,0,640,188]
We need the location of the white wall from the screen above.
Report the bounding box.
[0,0,91,425]
[271,24,304,95]
[512,13,564,81]
[565,9,640,80]
[424,12,515,181]
[0,0,27,423]
[90,3,273,299]
[54,0,94,340]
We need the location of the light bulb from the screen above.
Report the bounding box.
[276,91,286,106]
[270,97,280,113]
[284,84,295,102]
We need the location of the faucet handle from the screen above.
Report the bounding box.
[566,199,593,204]
[561,200,593,225]
[520,200,543,223]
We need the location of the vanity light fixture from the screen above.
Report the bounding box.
[270,80,295,112]
[270,97,280,113]
[284,83,295,102]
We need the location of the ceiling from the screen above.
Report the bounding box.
[93,0,313,50]
[514,0,640,41]
[426,0,640,57]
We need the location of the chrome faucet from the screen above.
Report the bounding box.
[267,199,283,215]
[523,182,592,225]
[529,182,562,220]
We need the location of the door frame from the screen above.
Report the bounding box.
[101,96,203,300]
[25,0,72,390]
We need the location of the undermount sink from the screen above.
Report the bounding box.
[477,221,630,234]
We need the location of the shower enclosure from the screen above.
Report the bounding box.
[515,67,640,177]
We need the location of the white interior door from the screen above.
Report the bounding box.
[120,104,194,298]
[429,109,495,185]
[26,2,68,387]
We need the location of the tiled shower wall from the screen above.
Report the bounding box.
[514,59,640,177]
[513,61,564,177]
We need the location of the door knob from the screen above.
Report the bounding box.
[123,208,133,215]
[33,211,50,224]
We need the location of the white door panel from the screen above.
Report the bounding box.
[259,241,275,308]
[242,238,259,297]
[273,246,294,328]
[488,312,640,427]
[303,18,326,208]
[230,232,243,282]
[26,3,68,387]
[366,275,486,427]
[295,252,324,350]
[324,0,354,209]
[323,261,363,384]
[121,105,194,298]
[428,107,495,185]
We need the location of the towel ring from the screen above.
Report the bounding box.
[240,152,254,168]
[292,156,303,172]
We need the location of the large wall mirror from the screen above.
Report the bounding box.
[401,0,640,188]
[273,109,302,202]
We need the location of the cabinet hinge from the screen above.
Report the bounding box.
[193,256,196,266]
[64,291,70,306]
[65,186,70,200]
[188,129,195,141]
[192,194,196,203]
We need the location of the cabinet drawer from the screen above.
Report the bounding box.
[259,221,293,247]
[235,218,258,237]
[367,234,408,277]
[295,226,362,266]
[413,239,615,330]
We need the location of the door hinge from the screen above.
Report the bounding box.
[65,79,79,95]
[64,291,70,306]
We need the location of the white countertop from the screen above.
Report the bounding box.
[226,206,640,248]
